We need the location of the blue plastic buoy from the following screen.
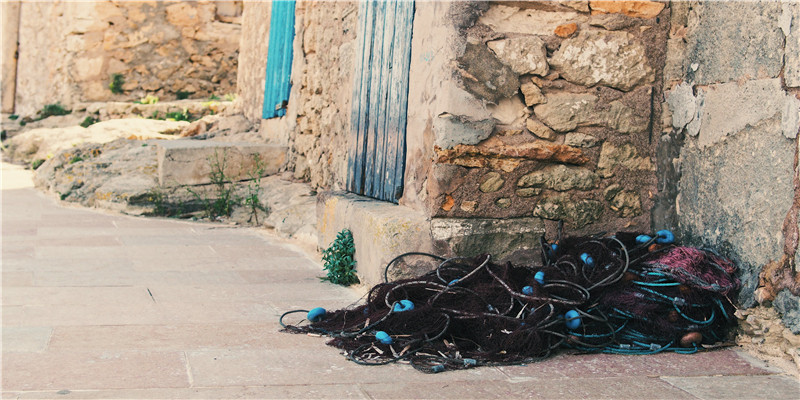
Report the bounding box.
[522,285,534,295]
[393,299,415,312]
[462,358,477,366]
[636,235,652,244]
[375,331,393,344]
[449,279,459,286]
[580,253,594,267]
[565,309,581,330]
[655,230,675,244]
[550,244,558,252]
[307,307,326,323]
[534,271,545,285]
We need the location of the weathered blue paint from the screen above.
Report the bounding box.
[262,0,296,119]
[347,0,414,203]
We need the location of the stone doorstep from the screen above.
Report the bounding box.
[317,191,545,288]
[156,141,287,187]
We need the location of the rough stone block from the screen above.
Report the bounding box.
[486,36,548,76]
[456,42,519,103]
[157,141,286,187]
[678,115,794,307]
[783,3,800,87]
[433,113,495,150]
[534,92,648,134]
[773,290,800,334]
[479,4,589,36]
[550,31,653,91]
[667,78,800,143]
[685,1,784,85]
[430,217,545,261]
[589,1,665,19]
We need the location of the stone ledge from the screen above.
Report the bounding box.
[157,141,287,187]
[317,191,546,287]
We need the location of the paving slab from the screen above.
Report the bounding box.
[661,374,800,399]
[2,160,796,399]
[2,351,189,391]
[2,385,367,399]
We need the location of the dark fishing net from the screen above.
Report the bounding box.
[280,232,740,373]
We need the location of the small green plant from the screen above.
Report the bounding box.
[223,93,237,102]
[165,108,191,122]
[80,116,98,128]
[109,73,125,94]
[38,103,71,119]
[321,229,359,286]
[243,154,268,224]
[8,114,18,120]
[176,90,192,100]
[148,111,161,120]
[209,94,221,101]
[69,155,84,164]
[186,150,238,219]
[30,159,45,170]
[136,95,159,104]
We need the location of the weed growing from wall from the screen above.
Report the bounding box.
[243,154,268,225]
[109,74,125,94]
[80,116,98,128]
[321,229,360,286]
[38,103,71,119]
[186,150,237,219]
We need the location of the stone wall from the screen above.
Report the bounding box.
[660,1,800,341]
[1,1,20,113]
[236,1,271,124]
[14,1,241,117]
[407,1,668,239]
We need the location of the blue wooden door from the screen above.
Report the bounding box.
[347,0,414,203]
[262,0,296,119]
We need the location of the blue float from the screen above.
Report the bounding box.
[565,309,581,330]
[307,307,326,323]
[522,286,534,295]
[534,271,545,285]
[375,331,393,344]
[656,230,675,244]
[636,235,652,244]
[580,253,594,267]
[393,299,415,312]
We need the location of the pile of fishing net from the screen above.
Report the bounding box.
[280,231,740,373]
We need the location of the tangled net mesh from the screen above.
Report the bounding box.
[280,232,740,373]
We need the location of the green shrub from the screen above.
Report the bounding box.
[165,109,191,122]
[80,116,98,128]
[109,73,125,94]
[38,103,71,119]
[321,229,359,286]
[31,159,45,170]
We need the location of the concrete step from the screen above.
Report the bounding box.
[317,191,544,287]
[156,140,287,187]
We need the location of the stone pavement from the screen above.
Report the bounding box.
[2,162,799,399]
